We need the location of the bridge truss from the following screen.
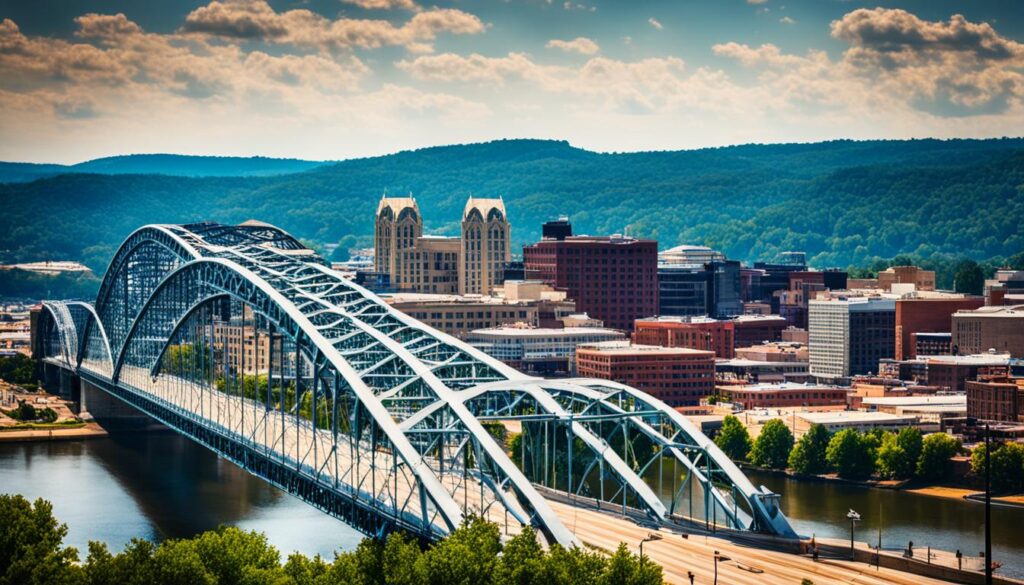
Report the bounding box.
[36,221,795,546]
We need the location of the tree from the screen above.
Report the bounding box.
[896,428,923,472]
[714,415,752,461]
[417,516,501,585]
[494,527,545,585]
[876,433,913,480]
[751,419,794,469]
[916,433,961,481]
[826,429,876,479]
[0,354,36,385]
[954,259,984,295]
[0,495,83,585]
[789,424,831,475]
[973,442,1024,493]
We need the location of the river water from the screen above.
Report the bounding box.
[0,432,362,558]
[1,433,1022,577]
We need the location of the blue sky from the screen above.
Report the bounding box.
[1,0,1021,162]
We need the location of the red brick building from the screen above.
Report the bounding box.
[719,383,849,409]
[575,342,715,406]
[732,315,789,349]
[894,297,984,360]
[523,235,657,331]
[632,316,734,358]
[967,376,1024,422]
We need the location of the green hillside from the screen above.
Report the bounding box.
[0,154,327,182]
[1,138,1022,280]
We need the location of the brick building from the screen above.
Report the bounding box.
[878,266,936,291]
[523,232,657,331]
[952,305,1024,358]
[575,342,715,406]
[967,376,1024,422]
[894,296,984,360]
[632,316,734,358]
[925,355,1010,392]
[719,383,849,409]
[732,315,789,349]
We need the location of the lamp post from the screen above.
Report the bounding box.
[847,509,861,561]
[713,550,731,585]
[985,423,993,585]
[639,533,662,564]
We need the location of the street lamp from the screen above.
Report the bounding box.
[713,550,731,585]
[847,509,861,560]
[639,533,662,563]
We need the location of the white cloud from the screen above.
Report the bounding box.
[747,0,768,4]
[648,17,663,31]
[546,37,600,55]
[779,16,795,25]
[182,0,485,52]
[340,0,420,11]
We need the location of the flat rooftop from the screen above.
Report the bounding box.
[798,411,917,425]
[577,342,714,356]
[862,395,966,407]
[468,327,623,338]
[722,382,843,392]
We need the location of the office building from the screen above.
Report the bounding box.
[719,383,848,409]
[952,305,1024,358]
[925,353,1010,392]
[734,341,808,363]
[878,266,936,292]
[374,196,422,284]
[658,245,725,266]
[576,342,715,406]
[384,291,574,339]
[523,226,658,331]
[753,262,807,308]
[633,316,734,358]
[732,314,788,348]
[460,197,511,295]
[396,236,461,294]
[967,376,1024,422]
[778,270,848,328]
[912,332,952,357]
[808,296,895,380]
[715,359,810,384]
[467,325,625,376]
[894,296,984,359]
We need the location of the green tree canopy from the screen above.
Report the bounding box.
[972,442,1024,493]
[751,419,794,470]
[916,433,962,481]
[826,429,876,480]
[0,495,82,585]
[954,259,985,295]
[876,432,914,480]
[715,415,752,462]
[789,424,831,475]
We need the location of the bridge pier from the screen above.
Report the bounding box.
[79,379,158,431]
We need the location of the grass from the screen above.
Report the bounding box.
[0,421,86,432]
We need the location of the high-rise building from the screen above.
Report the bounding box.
[523,228,658,331]
[657,260,741,318]
[952,305,1024,357]
[575,341,715,406]
[460,197,510,295]
[374,196,422,284]
[808,296,895,380]
[753,261,807,309]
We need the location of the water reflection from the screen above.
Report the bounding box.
[0,433,362,557]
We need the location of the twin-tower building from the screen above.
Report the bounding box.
[374,195,511,295]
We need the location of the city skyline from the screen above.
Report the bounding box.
[1,0,1022,163]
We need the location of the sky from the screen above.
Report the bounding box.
[0,0,1022,163]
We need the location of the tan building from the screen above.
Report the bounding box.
[374,196,422,286]
[734,342,808,362]
[952,305,1024,358]
[877,266,935,291]
[459,197,510,295]
[384,292,574,339]
[397,236,461,294]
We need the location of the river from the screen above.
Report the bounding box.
[1,433,1022,577]
[0,432,362,558]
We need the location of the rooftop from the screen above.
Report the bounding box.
[925,353,1011,366]
[862,395,966,407]
[797,411,917,425]
[954,305,1024,317]
[577,341,714,357]
[467,327,623,338]
[722,382,843,392]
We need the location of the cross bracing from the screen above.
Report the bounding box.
[37,221,795,547]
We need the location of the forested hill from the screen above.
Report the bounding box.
[0,154,327,182]
[1,138,1022,273]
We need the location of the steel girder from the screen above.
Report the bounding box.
[38,220,796,544]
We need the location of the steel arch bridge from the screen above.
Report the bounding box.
[36,221,795,547]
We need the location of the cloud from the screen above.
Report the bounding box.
[182,0,485,52]
[648,17,663,31]
[340,0,420,11]
[546,37,600,55]
[779,16,795,25]
[830,8,1024,110]
[747,0,768,4]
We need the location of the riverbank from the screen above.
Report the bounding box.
[0,421,108,442]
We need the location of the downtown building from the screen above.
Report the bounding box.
[894,295,985,360]
[632,314,787,359]
[575,341,715,406]
[523,221,657,331]
[466,325,625,377]
[374,195,511,296]
[952,305,1024,358]
[808,295,896,381]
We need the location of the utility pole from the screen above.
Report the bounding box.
[985,423,993,585]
